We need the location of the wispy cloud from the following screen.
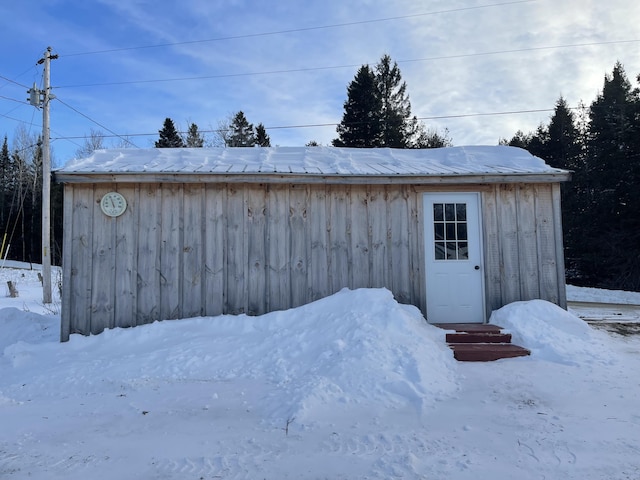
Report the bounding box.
[0,0,638,161]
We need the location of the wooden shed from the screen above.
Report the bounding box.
[55,146,570,341]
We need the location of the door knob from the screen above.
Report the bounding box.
[474,265,480,270]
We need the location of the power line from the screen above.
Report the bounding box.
[56,39,639,89]
[54,98,139,149]
[51,106,567,142]
[0,74,30,90]
[0,94,28,105]
[61,0,536,57]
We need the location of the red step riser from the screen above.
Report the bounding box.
[445,333,512,344]
[452,349,530,362]
[448,343,531,362]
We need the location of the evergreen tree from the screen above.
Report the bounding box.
[413,126,453,149]
[333,65,383,147]
[227,111,256,147]
[255,123,271,147]
[375,54,417,148]
[504,130,533,149]
[334,55,447,148]
[581,63,640,289]
[184,123,205,147]
[0,136,11,230]
[155,118,185,148]
[545,98,585,284]
[546,97,582,170]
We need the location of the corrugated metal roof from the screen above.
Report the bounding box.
[56,145,568,177]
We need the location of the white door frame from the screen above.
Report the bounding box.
[423,192,486,324]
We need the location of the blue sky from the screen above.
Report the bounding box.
[1,0,639,165]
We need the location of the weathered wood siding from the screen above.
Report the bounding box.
[61,181,566,339]
[480,183,566,317]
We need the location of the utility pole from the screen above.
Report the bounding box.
[29,47,57,304]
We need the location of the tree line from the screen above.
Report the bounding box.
[0,55,638,293]
[153,55,451,150]
[0,126,63,266]
[154,111,272,149]
[502,62,640,291]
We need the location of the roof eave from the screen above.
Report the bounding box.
[53,171,572,185]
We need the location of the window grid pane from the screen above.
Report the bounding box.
[433,202,469,261]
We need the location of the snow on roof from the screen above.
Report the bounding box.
[57,145,567,177]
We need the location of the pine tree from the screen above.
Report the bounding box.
[545,98,585,284]
[333,65,383,147]
[255,123,271,147]
[155,118,185,148]
[375,54,417,148]
[184,123,204,147]
[581,62,640,289]
[334,55,446,148]
[0,136,11,230]
[227,111,256,147]
[505,130,533,149]
[413,126,453,148]
[546,97,582,170]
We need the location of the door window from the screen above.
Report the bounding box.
[433,203,468,260]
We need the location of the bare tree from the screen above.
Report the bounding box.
[75,128,105,159]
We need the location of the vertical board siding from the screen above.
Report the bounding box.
[136,184,161,325]
[289,185,309,308]
[389,187,411,304]
[328,185,350,294]
[480,183,564,315]
[91,184,116,333]
[497,184,521,304]
[114,184,137,328]
[266,184,290,311]
[534,184,560,304]
[204,186,225,316]
[69,186,94,336]
[225,185,246,314]
[308,186,329,302]
[481,187,503,314]
[60,186,73,340]
[351,186,370,289]
[552,183,567,308]
[62,180,566,338]
[408,189,423,307]
[368,186,388,288]
[159,184,183,320]
[182,184,205,318]
[247,187,267,315]
[516,185,540,300]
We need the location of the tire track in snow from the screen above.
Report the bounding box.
[151,439,280,479]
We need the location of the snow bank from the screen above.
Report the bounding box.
[567,284,640,304]
[1,288,459,426]
[0,307,58,352]
[490,300,618,366]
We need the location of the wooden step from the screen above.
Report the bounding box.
[433,323,503,334]
[448,343,531,362]
[445,332,512,343]
[433,323,530,361]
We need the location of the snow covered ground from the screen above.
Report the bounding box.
[1,265,639,479]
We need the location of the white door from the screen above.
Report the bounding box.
[423,193,485,324]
